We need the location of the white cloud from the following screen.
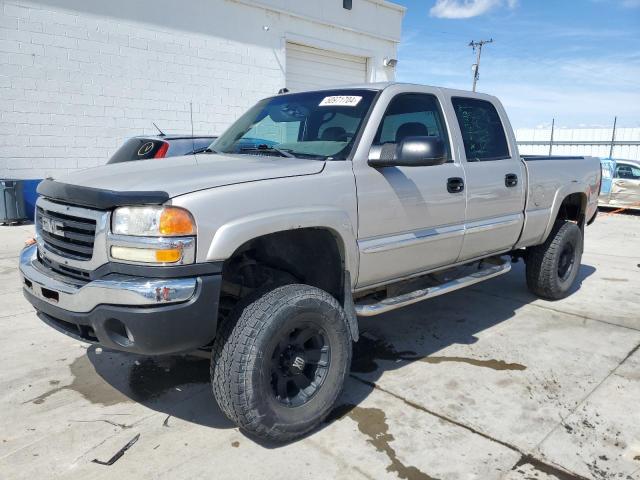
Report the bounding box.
[429,0,517,19]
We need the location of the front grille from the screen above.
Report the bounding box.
[36,206,97,260]
[38,251,91,284]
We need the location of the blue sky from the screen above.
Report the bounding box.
[392,0,640,129]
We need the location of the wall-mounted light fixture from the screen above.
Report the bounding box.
[383,57,398,68]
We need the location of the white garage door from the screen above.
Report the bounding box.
[286,42,368,92]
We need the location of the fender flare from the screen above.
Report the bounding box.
[541,183,588,243]
[205,207,359,281]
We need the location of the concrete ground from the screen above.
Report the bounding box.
[0,212,638,480]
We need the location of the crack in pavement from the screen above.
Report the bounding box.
[350,374,523,453]
[349,374,592,480]
[91,433,140,466]
[70,419,134,430]
[532,339,640,453]
[620,342,640,364]
[71,434,115,465]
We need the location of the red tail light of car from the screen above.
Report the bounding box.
[154,141,169,158]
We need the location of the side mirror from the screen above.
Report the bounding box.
[368,136,447,168]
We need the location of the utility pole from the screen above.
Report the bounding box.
[469,38,493,92]
[549,118,555,156]
[609,116,617,159]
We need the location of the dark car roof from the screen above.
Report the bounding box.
[135,134,217,141]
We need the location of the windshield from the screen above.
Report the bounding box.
[210,89,377,160]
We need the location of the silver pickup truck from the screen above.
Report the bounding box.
[20,83,601,441]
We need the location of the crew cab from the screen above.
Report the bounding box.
[19,83,601,442]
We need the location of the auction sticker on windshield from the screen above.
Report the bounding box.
[319,96,362,107]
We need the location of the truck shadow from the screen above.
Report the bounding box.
[84,261,595,442]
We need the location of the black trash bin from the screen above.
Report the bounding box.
[0,179,28,225]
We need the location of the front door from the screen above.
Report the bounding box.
[449,96,526,261]
[353,88,467,288]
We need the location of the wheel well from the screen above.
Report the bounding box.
[219,228,345,317]
[556,192,587,229]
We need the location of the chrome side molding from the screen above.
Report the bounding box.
[355,256,511,316]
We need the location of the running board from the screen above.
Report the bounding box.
[354,256,511,317]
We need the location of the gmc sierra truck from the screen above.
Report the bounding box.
[20,83,601,441]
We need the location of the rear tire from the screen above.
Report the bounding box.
[211,284,352,442]
[526,221,583,300]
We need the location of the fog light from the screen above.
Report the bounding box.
[111,246,182,264]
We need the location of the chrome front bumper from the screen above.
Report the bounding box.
[19,244,197,313]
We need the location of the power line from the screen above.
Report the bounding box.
[469,38,493,92]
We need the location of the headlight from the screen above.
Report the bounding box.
[112,206,196,237]
[109,206,196,265]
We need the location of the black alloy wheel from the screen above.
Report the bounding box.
[557,243,576,281]
[270,324,331,407]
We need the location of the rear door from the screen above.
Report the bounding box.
[448,96,526,261]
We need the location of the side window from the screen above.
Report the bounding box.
[616,164,640,179]
[373,93,451,161]
[451,97,510,161]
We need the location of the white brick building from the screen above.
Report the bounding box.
[0,0,404,179]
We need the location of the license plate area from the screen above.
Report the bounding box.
[24,276,61,304]
[41,287,60,303]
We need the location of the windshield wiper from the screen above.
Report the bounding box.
[194,147,216,154]
[239,144,295,158]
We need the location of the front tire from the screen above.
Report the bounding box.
[526,221,583,300]
[211,284,352,442]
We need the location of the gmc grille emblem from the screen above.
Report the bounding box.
[41,217,65,237]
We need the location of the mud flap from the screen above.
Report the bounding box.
[343,271,359,342]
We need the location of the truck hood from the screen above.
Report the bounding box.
[55,154,326,198]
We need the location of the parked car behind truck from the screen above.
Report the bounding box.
[20,83,601,442]
[107,134,217,164]
[599,158,640,210]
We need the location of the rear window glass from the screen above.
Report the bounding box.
[107,138,167,164]
[166,138,215,156]
[451,97,510,162]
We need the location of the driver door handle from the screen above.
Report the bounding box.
[447,177,464,193]
[505,173,518,187]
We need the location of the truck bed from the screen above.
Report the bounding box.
[522,155,588,161]
[516,155,601,249]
